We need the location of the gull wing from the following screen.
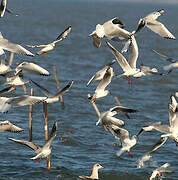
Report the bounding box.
[152,49,175,63]
[43,121,58,149]
[106,41,132,72]
[110,105,139,113]
[0,121,24,132]
[95,67,113,92]
[31,79,53,97]
[26,44,48,48]
[146,20,176,39]
[0,32,34,56]
[54,26,72,43]
[55,80,74,97]
[147,136,168,154]
[169,96,178,130]
[128,35,138,69]
[16,62,50,76]
[111,126,130,144]
[0,86,15,95]
[8,95,47,107]
[105,116,124,126]
[8,138,41,152]
[0,0,6,18]
[87,60,115,87]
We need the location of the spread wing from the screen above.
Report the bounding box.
[54,26,72,43]
[106,41,132,72]
[0,121,24,132]
[146,20,176,39]
[8,138,41,152]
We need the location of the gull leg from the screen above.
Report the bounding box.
[32,158,42,163]
[10,84,16,90]
[128,151,133,158]
[168,69,173,74]
[42,52,46,58]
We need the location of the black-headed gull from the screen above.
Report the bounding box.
[31,79,74,103]
[89,17,131,48]
[26,26,71,57]
[96,105,138,126]
[152,49,178,73]
[90,66,113,102]
[79,163,104,179]
[9,121,58,161]
[134,64,164,78]
[0,95,47,113]
[109,125,137,157]
[135,9,176,40]
[0,120,24,132]
[106,39,140,84]
[137,136,168,168]
[137,95,178,145]
[87,60,116,87]
[150,163,175,180]
[0,32,34,56]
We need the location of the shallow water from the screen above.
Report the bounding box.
[0,0,178,179]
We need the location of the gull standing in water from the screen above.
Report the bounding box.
[0,32,34,56]
[96,105,138,127]
[9,121,58,161]
[86,60,116,87]
[106,35,140,84]
[79,163,104,179]
[109,125,137,157]
[150,163,175,180]
[26,26,71,57]
[31,80,74,104]
[89,17,131,48]
[152,49,178,73]
[135,9,176,39]
[0,120,24,132]
[89,66,114,102]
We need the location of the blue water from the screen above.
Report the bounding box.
[0,0,178,179]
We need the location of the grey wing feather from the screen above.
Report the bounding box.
[8,138,41,152]
[0,36,34,56]
[55,80,74,97]
[8,95,47,107]
[147,137,168,154]
[44,122,58,148]
[146,20,176,39]
[110,105,139,113]
[0,121,24,132]
[31,79,53,97]
[54,26,72,43]
[95,67,112,91]
[152,49,175,63]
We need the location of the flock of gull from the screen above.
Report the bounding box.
[0,1,177,179]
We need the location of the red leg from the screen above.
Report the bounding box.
[42,52,46,58]
[128,151,133,158]
[10,84,16,90]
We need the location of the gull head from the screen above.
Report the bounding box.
[112,17,124,28]
[157,9,164,16]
